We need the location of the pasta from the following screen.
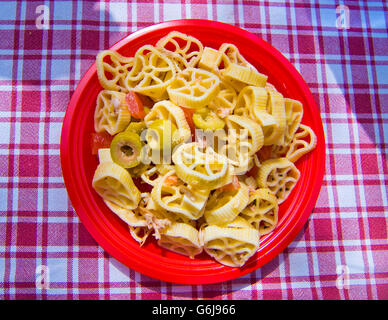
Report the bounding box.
[91,32,317,267]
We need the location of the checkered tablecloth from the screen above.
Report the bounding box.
[0,0,387,300]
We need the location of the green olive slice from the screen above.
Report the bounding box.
[110,131,143,168]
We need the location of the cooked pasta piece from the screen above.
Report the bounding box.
[240,188,279,235]
[261,89,286,146]
[201,216,259,267]
[151,169,210,221]
[204,182,250,225]
[256,157,300,204]
[172,142,232,190]
[208,81,238,118]
[129,225,152,246]
[124,45,176,100]
[167,67,220,109]
[222,63,268,89]
[104,199,147,227]
[272,124,317,162]
[96,50,134,92]
[158,222,203,258]
[156,31,204,68]
[92,162,141,210]
[94,90,131,135]
[284,98,304,145]
[144,100,191,146]
[225,115,264,156]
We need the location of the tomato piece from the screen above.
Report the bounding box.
[91,132,113,155]
[256,145,273,162]
[219,175,240,192]
[179,106,196,140]
[164,175,179,186]
[125,91,146,119]
[246,164,258,178]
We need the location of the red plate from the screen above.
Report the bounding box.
[60,20,325,284]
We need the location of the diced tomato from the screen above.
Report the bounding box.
[220,175,240,192]
[179,106,196,139]
[164,175,179,186]
[126,91,146,119]
[246,164,258,178]
[256,145,273,162]
[136,93,154,108]
[91,131,113,155]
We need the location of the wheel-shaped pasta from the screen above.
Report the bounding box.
[198,46,222,71]
[104,199,147,227]
[94,90,131,135]
[124,45,176,100]
[200,216,259,267]
[240,188,279,235]
[218,43,258,71]
[208,81,238,118]
[96,50,134,92]
[256,157,300,204]
[167,68,220,109]
[128,225,152,246]
[98,148,113,163]
[92,162,141,210]
[225,115,264,156]
[151,170,210,220]
[284,98,303,145]
[272,124,317,163]
[172,142,232,190]
[259,89,287,146]
[156,31,204,68]
[234,86,268,121]
[158,222,203,259]
[204,182,250,225]
[221,63,268,90]
[144,100,191,146]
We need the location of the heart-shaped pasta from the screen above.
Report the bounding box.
[158,222,203,259]
[96,50,134,92]
[200,216,259,267]
[92,162,141,210]
[204,182,250,225]
[240,188,279,235]
[151,169,210,221]
[172,142,232,190]
[167,67,220,109]
[124,45,176,101]
[144,100,191,146]
[256,157,300,204]
[94,90,131,135]
[156,31,204,68]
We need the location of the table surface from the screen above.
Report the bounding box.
[0,0,387,300]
